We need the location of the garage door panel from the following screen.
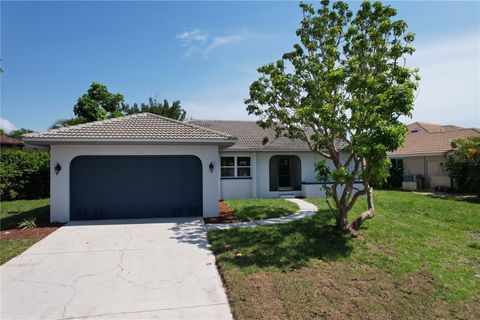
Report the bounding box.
[70,156,202,220]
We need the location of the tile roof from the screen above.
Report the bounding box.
[23,113,236,145]
[389,122,480,157]
[0,135,25,146]
[189,120,312,151]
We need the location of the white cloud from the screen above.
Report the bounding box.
[176,28,250,58]
[0,117,17,133]
[176,28,208,45]
[405,31,480,127]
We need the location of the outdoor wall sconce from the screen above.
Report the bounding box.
[54,163,62,175]
[209,162,214,173]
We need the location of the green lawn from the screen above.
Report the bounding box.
[208,191,480,319]
[0,237,44,265]
[0,198,50,265]
[225,198,299,222]
[1,198,50,231]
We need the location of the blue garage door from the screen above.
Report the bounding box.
[70,156,203,220]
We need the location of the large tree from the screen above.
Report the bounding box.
[246,1,419,233]
[73,82,125,122]
[123,98,187,121]
[51,83,187,128]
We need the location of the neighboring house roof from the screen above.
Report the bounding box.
[389,122,480,157]
[23,113,237,145]
[189,120,313,152]
[0,135,25,147]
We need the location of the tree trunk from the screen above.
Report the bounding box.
[351,184,375,231]
[336,213,351,233]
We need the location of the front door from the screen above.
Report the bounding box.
[278,156,292,190]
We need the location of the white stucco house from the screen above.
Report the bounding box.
[24,113,349,222]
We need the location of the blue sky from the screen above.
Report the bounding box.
[1,1,479,132]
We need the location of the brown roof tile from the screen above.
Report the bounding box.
[23,113,236,145]
[0,135,25,146]
[389,122,480,156]
[189,120,312,151]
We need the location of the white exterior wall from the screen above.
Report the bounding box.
[220,151,360,199]
[403,156,426,176]
[401,155,450,189]
[302,182,364,198]
[50,144,221,222]
[220,179,253,199]
[219,152,256,199]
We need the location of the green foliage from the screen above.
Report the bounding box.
[73,82,125,122]
[443,136,480,194]
[51,82,187,128]
[0,149,50,200]
[373,159,403,189]
[245,1,419,229]
[18,217,37,230]
[50,117,87,129]
[8,128,34,137]
[123,98,187,121]
[314,160,331,182]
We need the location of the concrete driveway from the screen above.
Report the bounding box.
[1,218,232,320]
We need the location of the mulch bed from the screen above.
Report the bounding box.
[0,223,63,240]
[204,201,238,224]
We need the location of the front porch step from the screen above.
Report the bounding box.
[279,194,296,199]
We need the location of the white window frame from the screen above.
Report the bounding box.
[221,156,251,178]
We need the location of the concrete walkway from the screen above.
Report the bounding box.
[1,218,232,320]
[206,198,318,231]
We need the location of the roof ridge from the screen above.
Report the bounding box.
[143,114,237,139]
[189,119,258,123]
[423,127,478,135]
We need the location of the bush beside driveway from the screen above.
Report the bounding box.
[208,191,480,319]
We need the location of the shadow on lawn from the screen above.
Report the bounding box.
[1,205,50,231]
[208,209,353,270]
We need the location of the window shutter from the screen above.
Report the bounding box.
[269,156,279,191]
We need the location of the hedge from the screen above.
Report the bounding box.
[0,148,50,200]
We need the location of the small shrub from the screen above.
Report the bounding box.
[18,217,37,230]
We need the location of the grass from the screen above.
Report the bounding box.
[1,198,50,231]
[208,190,480,319]
[224,198,299,222]
[0,198,50,265]
[0,237,44,265]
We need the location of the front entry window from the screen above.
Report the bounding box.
[269,155,301,191]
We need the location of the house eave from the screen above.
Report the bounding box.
[388,152,445,158]
[22,138,237,147]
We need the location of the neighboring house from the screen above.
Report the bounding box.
[0,135,25,149]
[388,122,480,191]
[24,113,356,222]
